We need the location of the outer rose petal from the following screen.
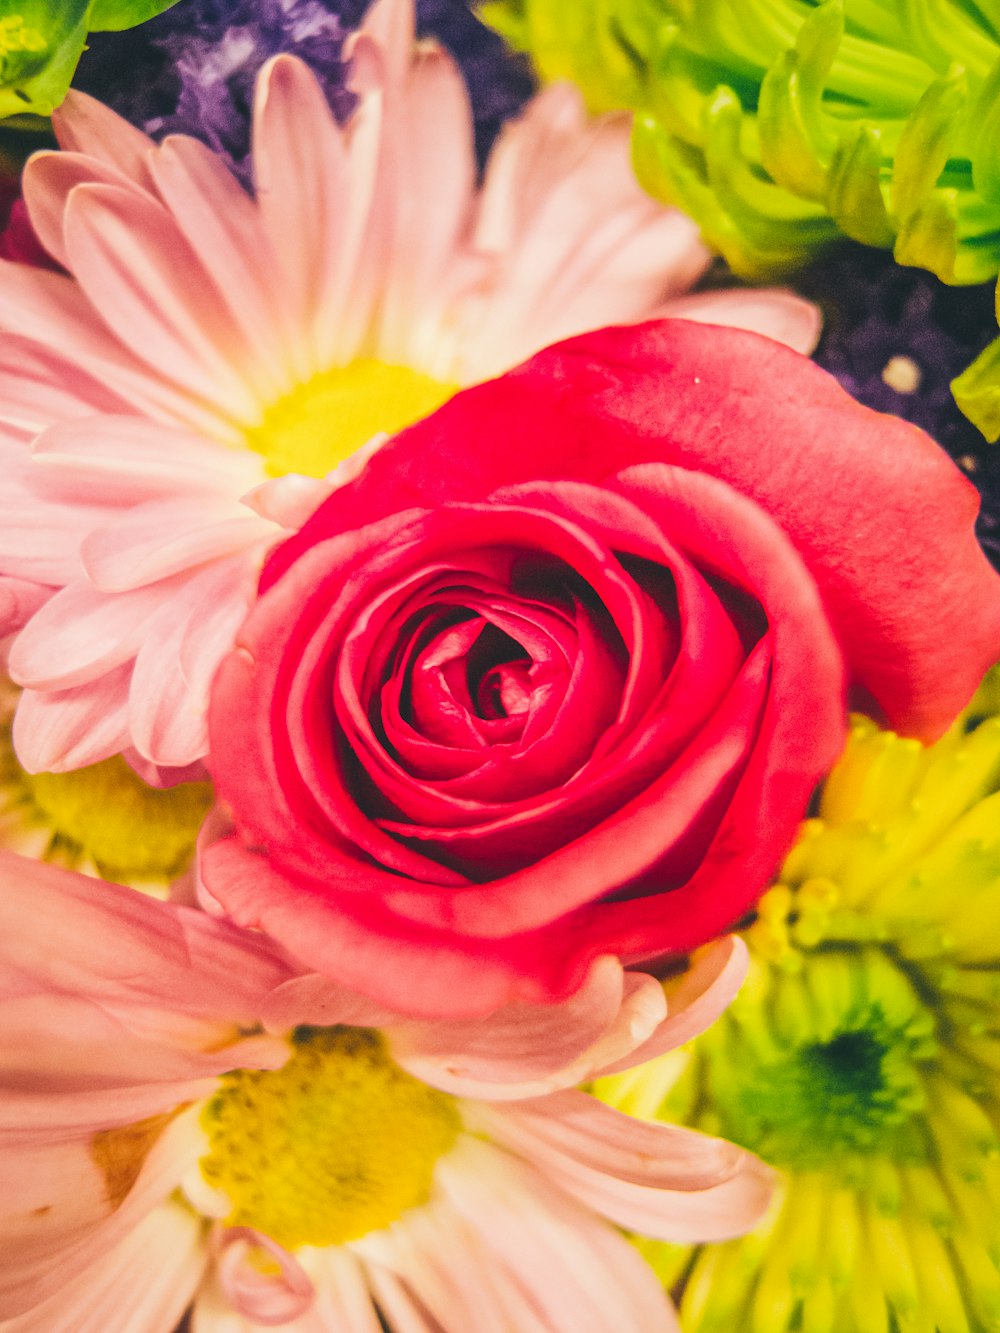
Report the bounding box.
[267,321,1000,742]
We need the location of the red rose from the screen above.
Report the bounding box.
[204,322,1000,1016]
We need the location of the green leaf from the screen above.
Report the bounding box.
[89,0,180,31]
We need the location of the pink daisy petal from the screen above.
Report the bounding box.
[434,1137,678,1332]
[389,955,666,1100]
[52,89,158,187]
[31,415,263,506]
[216,1228,314,1326]
[128,553,267,766]
[0,261,234,434]
[0,575,53,635]
[22,149,147,270]
[595,936,749,1078]
[12,664,133,771]
[8,579,177,689]
[371,48,476,363]
[660,287,823,353]
[63,184,262,418]
[468,1091,744,1193]
[0,853,292,1020]
[149,136,296,396]
[80,495,276,593]
[252,55,356,373]
[0,336,132,432]
[0,1201,207,1333]
[0,1108,200,1319]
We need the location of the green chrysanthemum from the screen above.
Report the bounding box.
[596,670,1000,1332]
[485,0,1000,286]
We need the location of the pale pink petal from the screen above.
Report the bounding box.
[9,578,181,689]
[252,55,354,374]
[457,83,710,379]
[309,1249,385,1333]
[595,936,749,1078]
[467,1091,744,1192]
[240,472,334,528]
[0,263,238,437]
[259,973,400,1034]
[471,1095,774,1245]
[63,184,262,419]
[216,1229,314,1325]
[23,149,147,269]
[52,90,158,188]
[12,665,132,771]
[389,956,666,1100]
[149,136,296,396]
[127,552,267,766]
[0,336,132,432]
[0,992,285,1144]
[354,1207,498,1333]
[31,415,263,506]
[0,576,53,635]
[354,1266,437,1333]
[0,1107,199,1318]
[1,1198,204,1333]
[529,1147,775,1245]
[660,288,823,353]
[370,47,476,364]
[352,0,415,90]
[80,495,277,593]
[434,1136,678,1331]
[0,853,293,1024]
[193,1247,382,1333]
[0,479,106,586]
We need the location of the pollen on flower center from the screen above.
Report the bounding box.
[245,359,458,479]
[706,951,936,1170]
[199,1027,461,1249]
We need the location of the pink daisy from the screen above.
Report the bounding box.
[0,0,819,776]
[0,850,770,1332]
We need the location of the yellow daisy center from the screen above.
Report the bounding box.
[2,729,212,885]
[246,359,458,479]
[199,1027,461,1249]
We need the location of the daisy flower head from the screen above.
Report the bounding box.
[0,851,772,1333]
[597,667,1000,1333]
[0,0,820,777]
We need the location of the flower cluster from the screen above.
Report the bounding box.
[0,0,998,1331]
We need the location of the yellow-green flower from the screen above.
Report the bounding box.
[485,0,1000,286]
[597,670,1000,1332]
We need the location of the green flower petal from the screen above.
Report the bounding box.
[484,0,1000,286]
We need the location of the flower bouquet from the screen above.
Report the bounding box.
[1,2,1000,1330]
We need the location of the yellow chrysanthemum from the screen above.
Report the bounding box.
[598,669,1000,1333]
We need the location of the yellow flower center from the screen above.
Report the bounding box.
[2,729,212,885]
[199,1027,461,1249]
[246,359,458,479]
